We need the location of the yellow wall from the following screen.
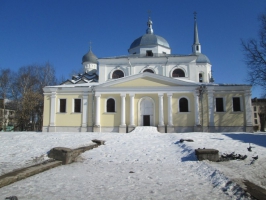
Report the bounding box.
[43,95,50,126]
[43,90,247,129]
[100,94,121,126]
[172,93,195,126]
[55,94,83,126]
[213,93,244,126]
[112,77,177,87]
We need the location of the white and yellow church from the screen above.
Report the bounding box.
[42,15,253,133]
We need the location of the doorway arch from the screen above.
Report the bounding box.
[138,97,155,126]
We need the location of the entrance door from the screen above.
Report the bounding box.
[143,115,150,126]
[139,97,154,126]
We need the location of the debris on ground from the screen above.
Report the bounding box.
[218,152,247,162]
[180,139,194,143]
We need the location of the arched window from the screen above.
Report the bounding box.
[199,73,203,82]
[143,69,154,73]
[179,98,189,112]
[112,70,124,79]
[106,98,115,112]
[172,69,185,77]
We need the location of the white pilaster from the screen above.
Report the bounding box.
[167,93,173,126]
[194,91,200,126]
[129,94,135,126]
[82,92,89,129]
[94,94,101,127]
[158,93,164,126]
[245,91,253,129]
[207,89,214,126]
[49,92,56,127]
[120,94,126,126]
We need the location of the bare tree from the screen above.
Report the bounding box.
[10,63,57,131]
[241,13,266,95]
[0,69,12,130]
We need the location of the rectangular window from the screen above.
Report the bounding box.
[255,119,258,124]
[74,99,81,113]
[254,106,257,111]
[233,97,241,112]
[216,98,224,112]
[146,50,153,56]
[254,113,257,118]
[59,99,66,113]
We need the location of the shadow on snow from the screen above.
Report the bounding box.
[223,133,266,148]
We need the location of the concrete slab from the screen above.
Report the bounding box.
[195,149,219,162]
[243,180,266,200]
[0,159,62,188]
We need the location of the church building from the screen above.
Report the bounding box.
[42,15,253,133]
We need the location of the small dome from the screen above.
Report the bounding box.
[129,34,170,50]
[195,53,211,64]
[82,50,98,64]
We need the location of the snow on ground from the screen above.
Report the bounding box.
[0,128,265,199]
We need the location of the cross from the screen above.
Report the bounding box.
[148,10,151,18]
[89,41,92,51]
[193,11,197,20]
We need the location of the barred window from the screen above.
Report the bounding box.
[179,98,188,112]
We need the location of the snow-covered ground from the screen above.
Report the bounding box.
[0,127,266,199]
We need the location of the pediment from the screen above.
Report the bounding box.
[98,73,199,88]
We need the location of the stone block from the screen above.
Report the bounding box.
[92,139,105,145]
[119,125,127,133]
[167,126,175,133]
[195,149,219,162]
[157,125,165,133]
[48,147,75,165]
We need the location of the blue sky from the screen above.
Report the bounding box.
[0,0,266,97]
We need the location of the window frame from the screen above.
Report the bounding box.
[179,97,190,112]
[215,97,225,112]
[199,73,203,82]
[232,97,242,112]
[59,99,67,113]
[143,68,154,73]
[73,98,82,113]
[146,50,153,56]
[172,68,185,77]
[106,98,116,113]
[112,69,124,79]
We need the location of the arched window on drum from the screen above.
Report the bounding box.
[172,69,185,77]
[143,69,154,73]
[112,70,124,79]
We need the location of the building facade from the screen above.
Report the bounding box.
[43,16,253,133]
[252,98,266,132]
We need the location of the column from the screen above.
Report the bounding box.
[129,94,135,126]
[207,89,214,127]
[245,90,253,131]
[158,93,164,126]
[194,91,200,126]
[94,94,101,127]
[167,93,173,126]
[81,92,89,129]
[120,94,126,126]
[49,92,56,127]
[119,93,127,133]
